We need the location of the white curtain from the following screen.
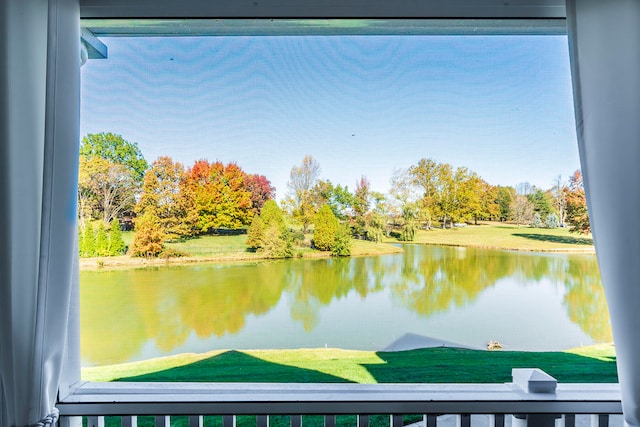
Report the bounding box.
[0,0,80,426]
[566,1,640,426]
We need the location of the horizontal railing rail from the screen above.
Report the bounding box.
[57,380,623,426]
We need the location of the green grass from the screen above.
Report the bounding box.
[387,222,594,252]
[83,344,616,384]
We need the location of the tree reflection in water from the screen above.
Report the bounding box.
[81,245,610,365]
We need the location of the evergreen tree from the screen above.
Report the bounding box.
[332,224,352,257]
[545,213,560,229]
[245,215,264,250]
[109,218,127,255]
[81,222,96,257]
[313,204,338,251]
[95,222,109,256]
[530,212,543,228]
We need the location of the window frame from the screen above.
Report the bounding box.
[65,0,571,399]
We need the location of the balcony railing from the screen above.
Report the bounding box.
[56,369,623,427]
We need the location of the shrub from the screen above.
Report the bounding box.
[545,213,560,229]
[530,212,543,228]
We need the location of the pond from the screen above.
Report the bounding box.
[80,245,610,367]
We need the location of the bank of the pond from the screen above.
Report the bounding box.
[82,344,616,384]
[79,224,594,270]
[79,237,403,270]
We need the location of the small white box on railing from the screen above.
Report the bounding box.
[512,368,557,394]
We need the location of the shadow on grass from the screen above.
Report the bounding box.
[513,233,594,246]
[363,347,617,383]
[117,350,352,383]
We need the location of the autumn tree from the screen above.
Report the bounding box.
[130,210,165,257]
[186,160,253,232]
[245,174,276,215]
[136,156,197,239]
[286,155,321,232]
[564,170,591,234]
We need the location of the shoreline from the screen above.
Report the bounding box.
[79,241,594,270]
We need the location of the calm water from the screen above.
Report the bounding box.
[80,245,610,367]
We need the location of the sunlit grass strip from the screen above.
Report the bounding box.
[82,344,616,384]
[395,223,594,252]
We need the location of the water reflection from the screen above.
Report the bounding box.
[81,245,610,366]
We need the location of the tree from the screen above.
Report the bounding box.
[530,212,543,228]
[78,156,138,224]
[245,174,276,215]
[80,222,96,257]
[313,204,339,251]
[286,155,321,232]
[552,174,567,226]
[496,186,516,222]
[545,213,560,229]
[399,204,417,242]
[95,222,110,256]
[245,216,265,250]
[510,194,534,227]
[564,170,591,234]
[245,200,292,258]
[332,224,352,257]
[527,188,555,219]
[81,132,148,182]
[186,160,253,232]
[353,176,371,231]
[137,156,198,239]
[109,219,127,255]
[130,211,165,257]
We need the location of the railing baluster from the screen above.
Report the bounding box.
[390,414,403,427]
[424,414,437,427]
[491,414,505,427]
[591,414,609,427]
[564,414,576,427]
[222,415,236,427]
[86,416,104,427]
[324,415,336,427]
[121,416,137,427]
[257,415,269,427]
[357,415,369,427]
[189,415,202,427]
[154,416,169,427]
[458,414,470,427]
[290,415,302,427]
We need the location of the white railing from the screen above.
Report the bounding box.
[56,370,623,427]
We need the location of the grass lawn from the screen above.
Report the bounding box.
[386,222,594,252]
[83,345,616,427]
[83,344,616,384]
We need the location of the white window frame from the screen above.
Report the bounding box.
[64,0,572,400]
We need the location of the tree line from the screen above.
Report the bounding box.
[77,132,590,258]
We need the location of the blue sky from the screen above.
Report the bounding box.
[80,34,579,200]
